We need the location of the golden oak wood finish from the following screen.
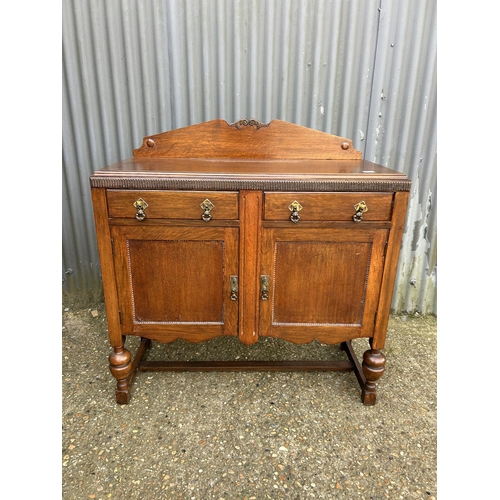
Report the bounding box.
[258,227,388,344]
[133,119,362,160]
[372,191,411,350]
[107,190,239,220]
[110,225,239,343]
[91,119,410,405]
[263,192,394,221]
[238,191,263,345]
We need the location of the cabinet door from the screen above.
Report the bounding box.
[110,225,239,342]
[259,227,388,344]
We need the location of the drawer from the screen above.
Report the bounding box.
[107,190,239,220]
[264,192,394,222]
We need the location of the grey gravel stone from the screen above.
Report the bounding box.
[62,304,436,499]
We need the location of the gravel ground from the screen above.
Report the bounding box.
[62,304,436,500]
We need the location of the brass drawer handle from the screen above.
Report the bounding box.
[260,275,270,300]
[353,201,368,223]
[230,276,238,301]
[288,200,303,224]
[133,198,148,221]
[200,199,214,222]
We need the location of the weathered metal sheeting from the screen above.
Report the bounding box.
[364,0,437,314]
[62,0,436,314]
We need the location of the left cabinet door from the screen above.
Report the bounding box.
[110,225,239,342]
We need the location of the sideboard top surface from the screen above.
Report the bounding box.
[90,119,410,192]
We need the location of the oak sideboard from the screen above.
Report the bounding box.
[90,119,410,405]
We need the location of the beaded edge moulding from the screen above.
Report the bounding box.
[90,177,411,192]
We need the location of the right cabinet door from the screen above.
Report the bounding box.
[259,227,389,344]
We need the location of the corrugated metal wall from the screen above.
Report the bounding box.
[62,0,437,314]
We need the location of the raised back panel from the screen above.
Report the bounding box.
[133,119,362,160]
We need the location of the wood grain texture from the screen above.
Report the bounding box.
[272,241,372,325]
[91,188,123,346]
[90,118,411,405]
[94,157,407,178]
[110,225,239,342]
[361,349,386,405]
[133,119,362,160]
[107,190,239,220]
[264,192,394,221]
[372,191,410,349]
[137,360,354,372]
[259,227,388,344]
[238,191,262,345]
[128,240,225,323]
[91,156,410,192]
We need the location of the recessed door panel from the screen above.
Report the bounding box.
[111,225,238,342]
[128,239,224,324]
[272,241,372,325]
[259,227,388,344]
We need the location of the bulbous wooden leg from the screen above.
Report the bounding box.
[361,349,386,405]
[109,346,132,404]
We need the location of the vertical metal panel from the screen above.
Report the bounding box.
[365,0,437,314]
[62,0,437,314]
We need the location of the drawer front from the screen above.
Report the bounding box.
[264,192,394,222]
[107,190,239,220]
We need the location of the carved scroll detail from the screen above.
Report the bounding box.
[228,118,270,130]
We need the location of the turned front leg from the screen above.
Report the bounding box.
[109,345,132,404]
[361,349,386,405]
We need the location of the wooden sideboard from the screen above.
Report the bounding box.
[90,119,410,405]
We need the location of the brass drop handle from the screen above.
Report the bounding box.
[288,200,303,224]
[230,276,238,301]
[200,199,215,222]
[353,201,368,223]
[133,198,148,221]
[260,275,270,300]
